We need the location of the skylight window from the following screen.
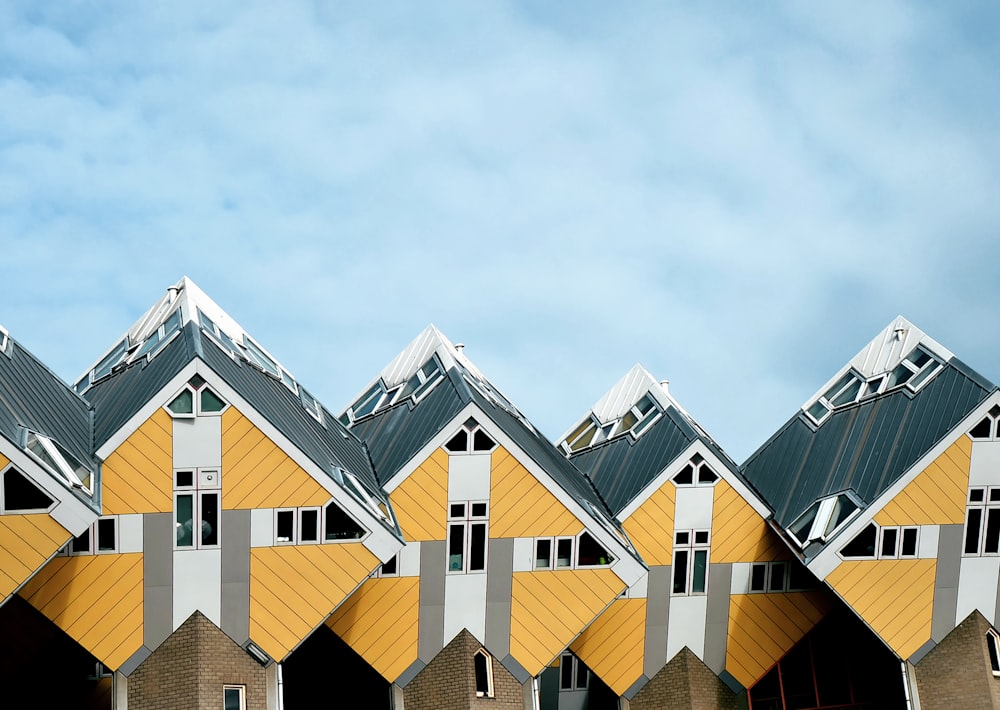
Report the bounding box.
[24,431,92,494]
[0,325,9,355]
[561,394,661,453]
[805,346,943,425]
[788,493,860,548]
[343,357,445,424]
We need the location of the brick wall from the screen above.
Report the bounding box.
[128,611,267,710]
[403,629,525,710]
[915,610,1000,710]
[629,647,738,710]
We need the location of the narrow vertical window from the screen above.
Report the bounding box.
[556,538,573,568]
[673,530,710,595]
[469,522,486,572]
[223,685,245,710]
[176,494,194,547]
[900,527,919,557]
[447,501,488,573]
[474,650,494,698]
[300,509,319,543]
[750,563,768,592]
[988,630,1000,677]
[96,517,117,552]
[201,492,219,546]
[276,510,295,544]
[535,538,552,569]
[448,524,465,572]
[880,527,899,558]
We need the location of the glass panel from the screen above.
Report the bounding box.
[243,337,279,376]
[768,563,786,592]
[691,550,708,593]
[787,562,815,591]
[989,634,1000,674]
[901,527,918,557]
[672,550,689,594]
[750,563,767,592]
[93,339,129,380]
[807,400,830,421]
[560,656,574,690]
[985,509,1000,554]
[472,430,495,451]
[887,363,914,388]
[789,504,819,543]
[51,438,91,492]
[575,659,589,689]
[200,388,226,412]
[224,687,243,710]
[169,389,194,415]
[450,503,466,518]
[556,538,573,568]
[675,531,689,545]
[300,509,319,542]
[990,489,1000,503]
[830,376,862,406]
[474,652,490,696]
[971,488,986,503]
[469,523,486,571]
[965,508,983,554]
[97,518,116,552]
[351,384,384,419]
[971,418,993,439]
[324,502,364,540]
[2,469,54,511]
[908,348,931,368]
[566,420,597,452]
[176,470,194,488]
[618,410,638,433]
[697,466,718,484]
[577,532,613,566]
[880,528,898,558]
[176,495,194,547]
[201,493,218,546]
[380,555,397,576]
[824,372,858,401]
[445,430,468,452]
[840,523,877,558]
[276,510,295,543]
[673,465,694,485]
[471,502,487,518]
[694,530,709,545]
[535,539,551,568]
[448,524,465,571]
[72,530,90,554]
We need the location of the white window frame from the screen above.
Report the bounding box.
[174,468,221,550]
[474,649,495,698]
[446,501,488,574]
[321,498,368,543]
[671,454,720,488]
[672,529,710,596]
[964,487,1000,557]
[223,684,246,710]
[24,431,92,493]
[68,516,118,556]
[559,652,589,691]
[0,465,56,514]
[988,629,1000,677]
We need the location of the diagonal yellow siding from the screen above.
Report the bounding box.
[0,452,8,468]
[510,568,625,676]
[222,408,330,510]
[249,543,379,660]
[875,436,971,526]
[101,409,173,514]
[570,598,646,696]
[726,590,832,688]
[0,513,71,601]
[622,483,675,566]
[20,553,144,670]
[826,559,936,660]
[712,481,791,564]
[391,449,449,542]
[490,447,581,538]
[327,576,420,682]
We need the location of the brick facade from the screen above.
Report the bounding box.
[403,629,525,710]
[628,647,739,710]
[915,610,1000,710]
[127,611,267,710]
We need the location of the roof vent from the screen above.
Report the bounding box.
[660,380,670,392]
[455,343,465,354]
[167,285,181,304]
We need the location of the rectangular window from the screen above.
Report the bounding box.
[300,508,320,543]
[447,501,488,574]
[672,530,710,595]
[880,527,898,558]
[767,562,787,592]
[175,468,221,550]
[556,537,573,568]
[900,527,919,557]
[535,538,552,569]
[750,563,767,592]
[965,487,1000,556]
[276,510,296,544]
[223,685,245,710]
[378,554,398,577]
[96,517,117,552]
[559,653,588,691]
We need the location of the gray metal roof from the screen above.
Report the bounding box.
[569,406,700,515]
[741,357,995,536]
[0,335,93,472]
[85,322,388,510]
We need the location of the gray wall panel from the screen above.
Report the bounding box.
[932,524,963,641]
[221,510,251,643]
[143,513,173,648]
[704,564,732,674]
[418,541,446,662]
[486,539,514,656]
[643,566,671,678]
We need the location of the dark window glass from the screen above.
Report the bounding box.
[577,532,613,566]
[881,528,898,558]
[673,465,693,485]
[694,530,709,545]
[448,524,465,571]
[971,488,986,503]
[535,539,551,568]
[750,563,767,592]
[692,550,708,593]
[176,470,194,488]
[300,509,319,542]
[768,563,786,592]
[474,652,491,696]
[971,417,992,439]
[445,431,468,453]
[560,656,574,690]
[276,510,295,543]
[966,508,984,554]
[450,503,466,518]
[471,502,487,518]
[201,493,218,546]
[697,466,718,484]
[900,528,918,557]
[200,388,226,412]
[469,523,486,571]
[788,562,815,591]
[324,502,364,540]
[575,658,589,689]
[991,489,1000,503]
[985,510,1000,554]
[672,550,689,594]
[381,555,397,576]
[988,633,1000,675]
[675,531,689,545]
[556,538,573,568]
[472,430,495,451]
[176,494,194,547]
[97,518,116,552]
[71,530,90,553]
[3,469,54,511]
[840,523,877,558]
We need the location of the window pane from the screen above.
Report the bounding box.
[840,523,877,558]
[276,510,295,543]
[673,465,694,485]
[989,633,1000,675]
[768,563,786,592]
[750,564,767,592]
[3,469,54,511]
[448,524,465,571]
[97,518,116,552]
[471,502,487,518]
[966,508,984,554]
[200,388,226,412]
[560,656,574,690]
[556,539,573,568]
[577,532,613,566]
[380,555,397,576]
[445,430,468,453]
[985,510,1000,554]
[474,652,491,696]
[72,530,91,554]
[880,528,898,558]
[535,539,551,569]
[176,495,194,547]
[300,509,319,542]
[201,493,218,546]
[901,528,918,557]
[450,503,466,519]
[692,550,708,593]
[575,659,589,689]
[168,389,194,414]
[469,523,486,571]
[672,550,689,594]
[324,502,364,540]
[224,687,243,710]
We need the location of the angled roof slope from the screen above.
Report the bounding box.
[81,277,385,507]
[564,365,737,514]
[342,325,619,520]
[741,317,995,551]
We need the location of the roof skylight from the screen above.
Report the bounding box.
[24,431,92,494]
[75,308,183,393]
[788,492,860,548]
[342,356,445,424]
[561,394,661,454]
[805,346,943,425]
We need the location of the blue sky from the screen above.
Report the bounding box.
[2,2,999,461]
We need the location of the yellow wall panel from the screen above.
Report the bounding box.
[222,408,329,510]
[570,598,645,696]
[826,559,935,660]
[712,481,791,564]
[391,449,448,542]
[249,542,379,660]
[327,576,420,682]
[0,513,70,600]
[0,452,9,468]
[875,436,971,527]
[491,447,581,538]
[623,483,675,566]
[20,553,144,670]
[726,590,832,688]
[101,409,173,514]
[510,569,625,676]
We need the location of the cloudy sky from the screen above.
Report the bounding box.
[2,2,998,462]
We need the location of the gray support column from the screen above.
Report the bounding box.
[932,524,963,642]
[143,512,174,649]
[704,563,732,674]
[643,566,671,678]
[418,540,446,662]
[486,538,514,657]
[221,508,251,644]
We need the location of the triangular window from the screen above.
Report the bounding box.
[445,419,496,454]
[2,468,55,512]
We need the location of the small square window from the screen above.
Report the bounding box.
[224,685,246,710]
